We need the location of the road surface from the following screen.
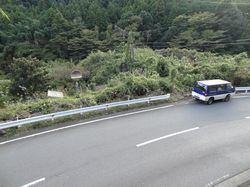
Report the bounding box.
[0,97,250,187]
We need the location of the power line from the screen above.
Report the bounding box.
[137,40,250,45]
[136,43,250,49]
[198,1,250,5]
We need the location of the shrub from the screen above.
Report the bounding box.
[9,57,49,99]
[159,79,173,93]
[124,76,149,96]
[200,65,224,80]
[170,68,177,80]
[146,79,160,92]
[80,51,120,85]
[0,80,11,107]
[131,81,148,96]
[95,88,112,103]
[180,73,205,88]
[233,68,250,86]
[156,60,169,77]
[0,109,14,121]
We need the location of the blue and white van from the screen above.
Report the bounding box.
[192,79,235,105]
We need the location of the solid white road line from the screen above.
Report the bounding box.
[136,127,200,147]
[234,95,250,98]
[21,178,45,187]
[246,116,250,119]
[207,174,230,186]
[0,105,174,146]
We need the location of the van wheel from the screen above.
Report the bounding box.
[207,97,214,105]
[224,95,230,102]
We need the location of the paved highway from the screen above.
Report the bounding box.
[0,97,250,187]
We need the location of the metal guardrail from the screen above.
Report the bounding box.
[235,87,250,94]
[0,94,170,130]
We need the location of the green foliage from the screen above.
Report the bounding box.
[9,57,49,99]
[95,84,129,103]
[0,7,10,21]
[0,80,11,107]
[47,60,80,94]
[233,67,250,86]
[1,46,250,124]
[170,68,177,80]
[80,50,121,85]
[156,60,170,77]
[169,12,226,52]
[1,0,249,63]
[159,79,173,93]
[216,0,245,40]
[126,76,149,96]
[95,73,162,103]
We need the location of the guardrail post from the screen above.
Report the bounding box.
[105,104,108,110]
[148,98,151,104]
[16,116,21,128]
[52,114,55,121]
[80,105,84,116]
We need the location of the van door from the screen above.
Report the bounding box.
[216,84,227,99]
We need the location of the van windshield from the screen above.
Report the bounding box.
[195,82,206,92]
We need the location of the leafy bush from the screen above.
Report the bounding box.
[156,60,170,77]
[159,79,173,93]
[170,68,177,80]
[233,67,250,86]
[95,88,113,103]
[80,51,120,85]
[0,109,14,121]
[146,78,160,92]
[0,80,11,107]
[9,57,49,99]
[181,74,205,88]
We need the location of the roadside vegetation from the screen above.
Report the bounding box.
[0,0,250,129]
[0,47,249,123]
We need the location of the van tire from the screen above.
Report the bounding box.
[207,97,214,105]
[224,94,230,102]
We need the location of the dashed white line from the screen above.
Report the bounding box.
[21,178,45,187]
[246,116,250,119]
[0,105,174,146]
[136,127,200,147]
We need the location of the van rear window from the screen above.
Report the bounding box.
[195,82,206,92]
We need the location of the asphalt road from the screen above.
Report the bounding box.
[0,97,250,187]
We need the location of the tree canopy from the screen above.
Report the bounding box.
[0,0,250,64]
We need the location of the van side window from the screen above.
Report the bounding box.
[209,85,217,92]
[217,85,224,91]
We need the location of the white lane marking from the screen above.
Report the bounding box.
[21,178,45,187]
[136,127,200,147]
[246,116,250,119]
[207,174,229,186]
[234,95,250,98]
[0,105,174,145]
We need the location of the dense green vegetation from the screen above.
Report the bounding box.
[0,0,250,123]
[1,0,250,62]
[1,47,250,122]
